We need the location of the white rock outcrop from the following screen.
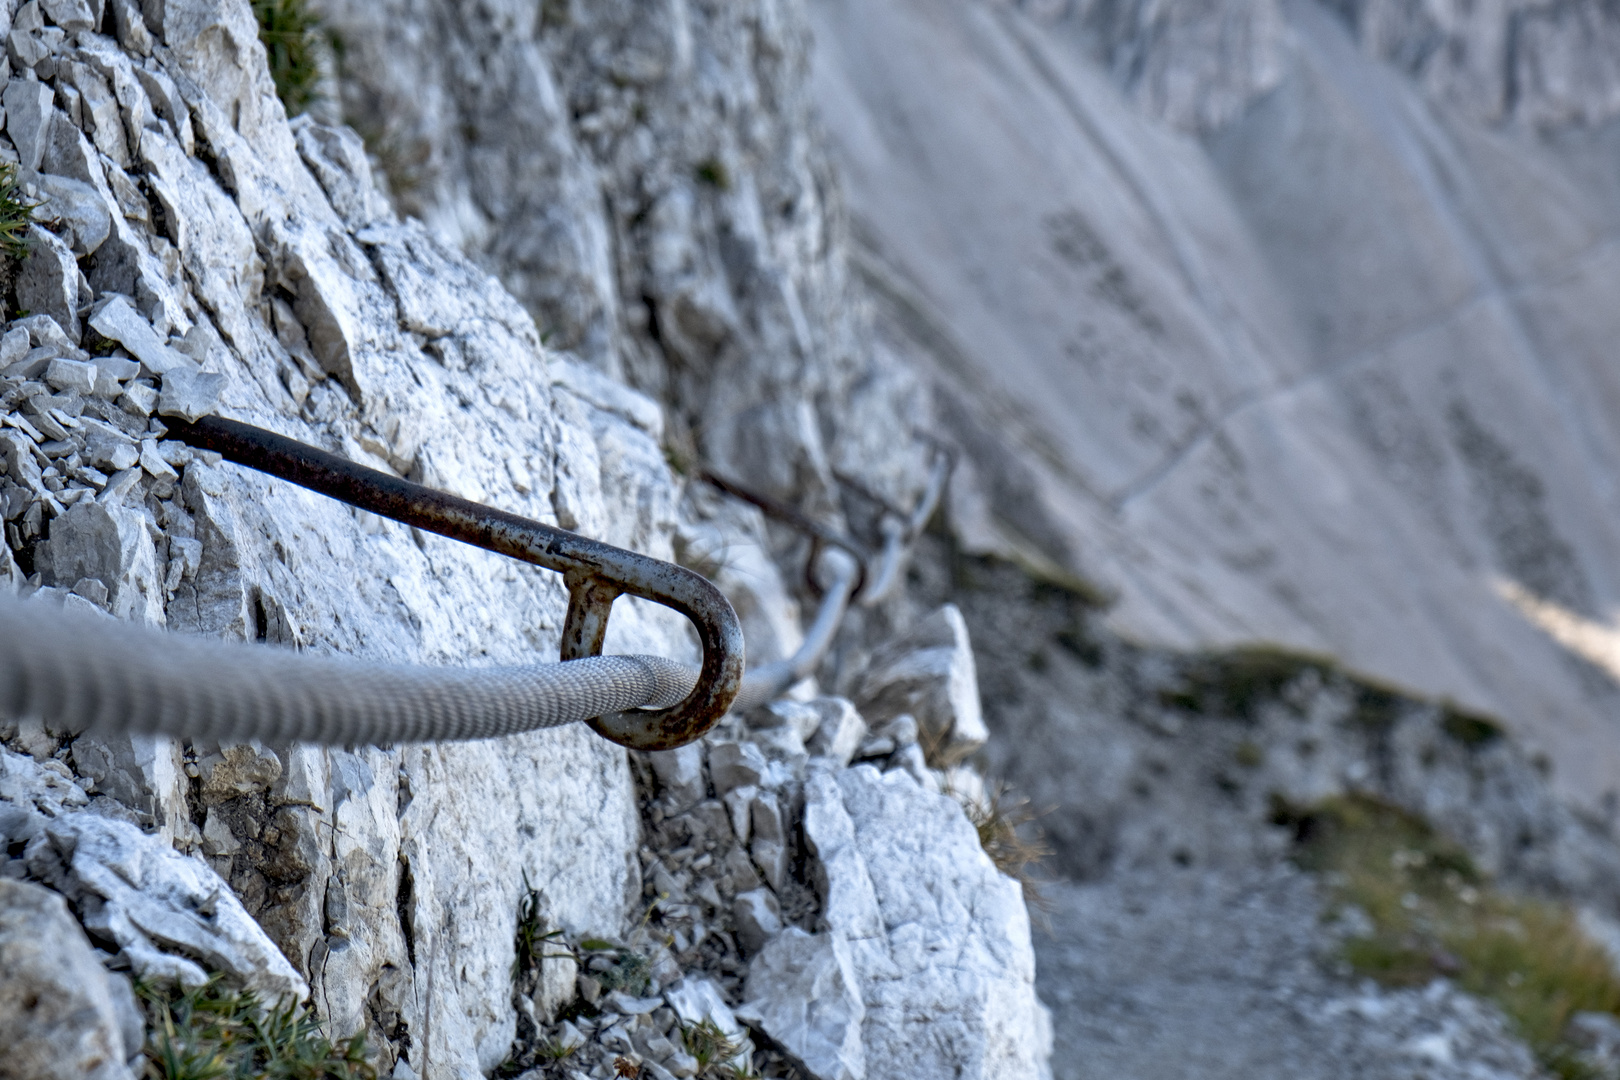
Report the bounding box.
[0,0,695,1072]
[740,767,1052,1080]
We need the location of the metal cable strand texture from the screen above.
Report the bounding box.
[0,599,698,746]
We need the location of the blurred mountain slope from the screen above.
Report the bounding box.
[809,0,1620,809]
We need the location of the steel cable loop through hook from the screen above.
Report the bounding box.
[163,414,744,751]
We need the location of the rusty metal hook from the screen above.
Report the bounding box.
[163,414,744,751]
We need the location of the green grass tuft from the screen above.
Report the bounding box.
[512,871,569,982]
[253,0,325,116]
[0,162,35,263]
[137,975,374,1080]
[1277,793,1620,1078]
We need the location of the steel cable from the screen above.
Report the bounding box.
[0,598,699,745]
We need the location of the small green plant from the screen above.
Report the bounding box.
[536,1038,579,1063]
[137,975,374,1080]
[252,0,324,116]
[0,161,35,264]
[512,871,570,981]
[1276,793,1620,1078]
[681,1018,751,1077]
[693,158,730,190]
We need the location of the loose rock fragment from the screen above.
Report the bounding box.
[805,698,868,767]
[157,367,226,422]
[88,296,195,376]
[0,878,137,1080]
[4,76,55,172]
[737,928,866,1080]
[45,357,97,395]
[709,740,767,797]
[33,172,112,256]
[26,812,309,1002]
[16,225,83,340]
[733,887,783,954]
[856,604,988,761]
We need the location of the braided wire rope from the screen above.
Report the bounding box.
[0,598,703,745]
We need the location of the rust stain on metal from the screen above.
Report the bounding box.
[166,415,743,751]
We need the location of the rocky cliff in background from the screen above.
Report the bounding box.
[810,0,1620,814]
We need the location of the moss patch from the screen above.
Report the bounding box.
[1159,645,1334,721]
[1275,793,1620,1077]
[137,975,374,1080]
[1441,704,1506,749]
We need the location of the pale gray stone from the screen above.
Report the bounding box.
[708,740,767,798]
[88,296,195,376]
[757,698,823,743]
[856,605,985,760]
[69,733,189,841]
[33,172,112,256]
[16,224,81,341]
[4,77,53,172]
[157,366,225,421]
[648,743,706,810]
[47,499,164,624]
[27,812,308,1002]
[732,886,782,955]
[0,326,29,365]
[39,0,95,31]
[737,927,865,1080]
[801,767,1052,1080]
[15,313,86,358]
[804,698,868,768]
[117,380,156,417]
[748,789,790,894]
[0,878,136,1080]
[45,357,96,395]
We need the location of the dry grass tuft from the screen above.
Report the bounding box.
[953,780,1053,910]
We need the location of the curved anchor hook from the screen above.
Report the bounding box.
[164,414,744,751]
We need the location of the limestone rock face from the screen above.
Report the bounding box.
[809,0,1620,812]
[0,0,698,1072]
[855,604,986,760]
[316,0,936,535]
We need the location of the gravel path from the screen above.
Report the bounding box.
[1035,867,1546,1080]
